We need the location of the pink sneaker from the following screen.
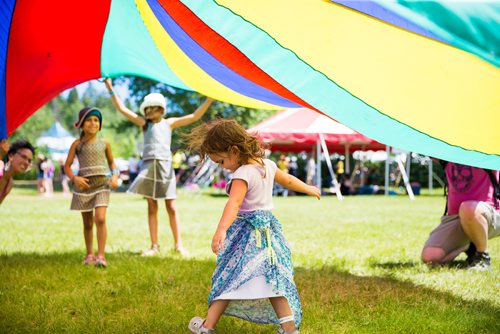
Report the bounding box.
[83,255,95,265]
[95,256,107,268]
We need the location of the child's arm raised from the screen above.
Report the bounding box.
[275,169,321,199]
[104,78,146,128]
[168,97,214,129]
[211,179,247,254]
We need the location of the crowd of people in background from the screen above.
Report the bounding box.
[1,149,412,198]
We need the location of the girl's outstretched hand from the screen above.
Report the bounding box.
[307,185,321,200]
[211,229,227,255]
[73,176,90,190]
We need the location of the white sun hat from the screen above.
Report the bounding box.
[140,93,166,114]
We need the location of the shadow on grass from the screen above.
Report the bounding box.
[0,252,498,333]
[370,259,472,271]
[369,261,421,269]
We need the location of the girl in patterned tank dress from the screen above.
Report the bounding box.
[186,119,320,334]
[64,108,120,267]
[104,78,213,256]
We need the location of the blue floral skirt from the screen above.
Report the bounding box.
[208,210,302,327]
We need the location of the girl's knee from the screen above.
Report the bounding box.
[148,201,159,214]
[165,200,177,213]
[83,221,93,230]
[94,215,106,226]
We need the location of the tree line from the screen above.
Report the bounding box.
[10,76,276,159]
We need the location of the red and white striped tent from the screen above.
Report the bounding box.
[249,108,384,154]
[249,108,420,198]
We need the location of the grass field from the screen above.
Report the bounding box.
[1,187,499,333]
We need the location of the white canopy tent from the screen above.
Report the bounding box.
[36,122,75,161]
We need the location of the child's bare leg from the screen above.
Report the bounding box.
[94,206,107,257]
[270,297,296,331]
[204,300,230,329]
[81,212,94,256]
[146,198,159,246]
[165,199,182,248]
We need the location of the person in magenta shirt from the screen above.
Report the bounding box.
[422,161,499,270]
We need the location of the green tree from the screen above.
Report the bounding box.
[9,104,55,144]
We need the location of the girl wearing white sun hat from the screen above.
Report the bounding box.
[140,93,167,115]
[104,78,214,256]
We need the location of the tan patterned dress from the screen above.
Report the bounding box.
[70,139,110,211]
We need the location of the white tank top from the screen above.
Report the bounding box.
[142,119,172,161]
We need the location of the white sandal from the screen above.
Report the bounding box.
[188,317,214,334]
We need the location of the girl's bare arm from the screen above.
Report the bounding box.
[104,141,119,188]
[275,168,320,199]
[104,78,145,127]
[64,140,78,180]
[211,179,247,254]
[168,97,214,129]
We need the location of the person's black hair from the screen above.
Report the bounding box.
[7,139,35,156]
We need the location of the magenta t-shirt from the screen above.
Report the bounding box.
[225,159,277,212]
[446,163,499,215]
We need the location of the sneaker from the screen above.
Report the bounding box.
[464,242,477,265]
[95,256,108,268]
[175,245,189,257]
[141,244,160,257]
[188,317,214,334]
[83,255,95,266]
[467,251,491,271]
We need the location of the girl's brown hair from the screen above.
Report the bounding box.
[185,119,267,166]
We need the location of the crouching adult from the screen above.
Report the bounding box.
[421,161,499,271]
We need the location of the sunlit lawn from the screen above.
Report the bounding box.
[1,186,499,333]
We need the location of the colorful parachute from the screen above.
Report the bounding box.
[1,0,499,169]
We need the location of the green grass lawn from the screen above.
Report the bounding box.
[1,187,499,333]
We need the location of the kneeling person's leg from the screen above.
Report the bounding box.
[422,215,469,264]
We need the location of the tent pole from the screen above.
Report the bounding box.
[316,139,321,189]
[360,144,366,186]
[384,146,390,196]
[345,144,351,174]
[397,154,415,200]
[428,158,433,195]
[319,134,343,200]
[405,152,411,182]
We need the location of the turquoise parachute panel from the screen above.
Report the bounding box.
[101,0,189,89]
